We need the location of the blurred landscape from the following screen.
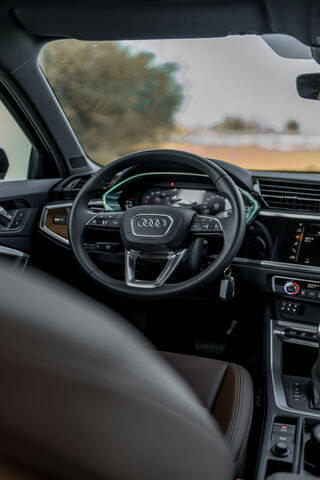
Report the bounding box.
[159,118,320,171]
[41,40,320,172]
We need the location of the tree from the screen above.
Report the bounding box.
[40,40,183,164]
[213,116,259,133]
[284,120,300,134]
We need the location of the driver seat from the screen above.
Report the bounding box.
[162,351,253,472]
[0,265,253,480]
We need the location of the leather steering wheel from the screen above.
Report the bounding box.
[69,150,246,299]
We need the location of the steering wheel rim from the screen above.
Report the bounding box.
[69,149,246,299]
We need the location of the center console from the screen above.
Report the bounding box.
[257,270,320,480]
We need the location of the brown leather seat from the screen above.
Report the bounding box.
[162,352,253,472]
[0,265,250,480]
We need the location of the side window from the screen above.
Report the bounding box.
[0,100,32,181]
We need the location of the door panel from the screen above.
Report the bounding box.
[0,178,61,255]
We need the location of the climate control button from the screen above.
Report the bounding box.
[284,281,300,295]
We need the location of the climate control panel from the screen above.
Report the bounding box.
[272,276,320,302]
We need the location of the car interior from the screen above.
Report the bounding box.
[3,1,320,480]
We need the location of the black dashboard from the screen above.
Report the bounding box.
[39,163,320,306]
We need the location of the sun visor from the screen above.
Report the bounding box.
[13,1,267,41]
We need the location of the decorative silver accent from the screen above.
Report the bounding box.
[136,217,167,228]
[275,321,319,348]
[39,203,72,246]
[0,245,29,271]
[125,249,186,288]
[259,209,320,220]
[233,255,320,275]
[131,214,173,237]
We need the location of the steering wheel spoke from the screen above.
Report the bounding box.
[125,249,187,288]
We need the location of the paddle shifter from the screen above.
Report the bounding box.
[311,323,320,408]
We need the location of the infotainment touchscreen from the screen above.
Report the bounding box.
[283,222,320,266]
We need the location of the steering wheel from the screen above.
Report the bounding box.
[69,150,246,299]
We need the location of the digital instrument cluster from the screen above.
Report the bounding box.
[125,187,231,216]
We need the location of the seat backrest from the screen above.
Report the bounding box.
[0,265,234,480]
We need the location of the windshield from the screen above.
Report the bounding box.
[40,36,320,171]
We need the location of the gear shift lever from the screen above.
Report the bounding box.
[311,323,320,408]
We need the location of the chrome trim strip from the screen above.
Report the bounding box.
[0,245,25,258]
[259,210,320,220]
[274,322,318,348]
[0,245,29,271]
[39,203,72,246]
[125,249,186,288]
[233,256,320,275]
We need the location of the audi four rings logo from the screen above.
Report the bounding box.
[136,217,167,228]
[132,214,173,237]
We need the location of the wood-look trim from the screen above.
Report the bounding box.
[45,208,68,241]
[39,203,72,246]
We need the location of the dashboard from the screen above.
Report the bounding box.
[36,161,320,319]
[38,164,320,309]
[40,169,320,273]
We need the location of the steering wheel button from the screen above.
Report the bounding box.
[201,221,221,232]
[207,223,217,231]
[201,223,210,231]
[109,219,121,227]
[190,221,202,232]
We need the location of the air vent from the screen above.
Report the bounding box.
[258,179,320,212]
[63,176,90,199]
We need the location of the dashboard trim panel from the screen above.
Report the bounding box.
[39,203,72,246]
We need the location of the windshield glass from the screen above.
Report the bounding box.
[40,36,320,171]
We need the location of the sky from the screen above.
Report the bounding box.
[122,36,320,134]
